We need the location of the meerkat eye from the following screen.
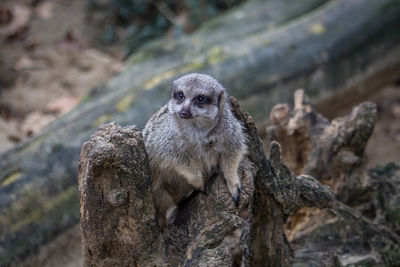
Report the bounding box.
[196,95,210,104]
[174,91,184,100]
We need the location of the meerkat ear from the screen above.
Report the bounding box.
[218,91,225,112]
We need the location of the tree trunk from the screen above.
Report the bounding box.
[78,123,165,266]
[265,90,400,266]
[265,89,377,204]
[231,99,293,266]
[1,0,400,264]
[78,98,334,266]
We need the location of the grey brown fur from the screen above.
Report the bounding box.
[143,73,247,231]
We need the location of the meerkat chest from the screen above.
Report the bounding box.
[189,136,221,174]
[176,123,222,172]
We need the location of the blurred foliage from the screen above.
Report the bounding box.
[87,0,245,56]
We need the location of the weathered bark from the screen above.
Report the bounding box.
[2,0,400,263]
[264,90,400,266]
[231,98,293,266]
[265,89,377,204]
[78,98,334,266]
[239,138,334,266]
[367,164,400,236]
[162,158,254,265]
[77,106,256,267]
[291,198,400,266]
[78,123,165,266]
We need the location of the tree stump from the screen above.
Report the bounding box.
[265,89,377,204]
[265,90,400,266]
[78,98,334,266]
[3,1,400,263]
[78,123,164,266]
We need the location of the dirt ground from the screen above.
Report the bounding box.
[0,0,124,152]
[2,1,400,266]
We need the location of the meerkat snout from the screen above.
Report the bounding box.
[178,108,192,119]
[143,73,247,233]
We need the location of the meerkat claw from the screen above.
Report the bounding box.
[232,185,243,207]
[237,184,243,194]
[233,193,240,207]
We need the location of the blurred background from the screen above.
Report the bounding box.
[0,0,399,266]
[0,0,243,152]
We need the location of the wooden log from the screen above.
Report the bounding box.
[78,98,334,266]
[2,0,400,263]
[0,1,329,263]
[292,199,400,266]
[264,91,400,266]
[265,89,377,203]
[234,99,293,266]
[78,123,164,266]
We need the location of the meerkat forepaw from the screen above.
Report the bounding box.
[233,192,240,207]
[234,185,244,207]
[237,184,243,194]
[227,182,242,207]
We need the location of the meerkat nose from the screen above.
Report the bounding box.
[179,109,192,119]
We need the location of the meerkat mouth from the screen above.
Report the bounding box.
[178,110,193,119]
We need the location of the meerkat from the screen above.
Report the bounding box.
[143,73,246,231]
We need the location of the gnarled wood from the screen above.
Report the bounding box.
[2,0,400,263]
[78,123,165,266]
[79,98,334,266]
[266,90,400,266]
[265,89,377,203]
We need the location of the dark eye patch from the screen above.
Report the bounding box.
[173,91,185,101]
[195,95,211,105]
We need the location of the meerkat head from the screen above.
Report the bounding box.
[168,73,226,126]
